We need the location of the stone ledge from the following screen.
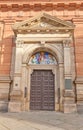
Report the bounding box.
[0,3,83,11]
[64,90,75,97]
[0,76,11,83]
[64,97,75,103]
[75,77,83,84]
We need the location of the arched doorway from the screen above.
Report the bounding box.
[29,51,57,111]
[30,70,55,110]
[8,12,76,113]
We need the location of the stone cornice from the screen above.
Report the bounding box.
[0,76,11,83]
[15,28,73,34]
[0,3,83,11]
[75,77,83,84]
[13,12,74,35]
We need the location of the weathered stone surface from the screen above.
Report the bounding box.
[63,90,77,113]
[64,103,77,113]
[77,103,83,114]
[8,102,22,112]
[10,90,23,101]
[64,90,75,98]
[0,101,8,112]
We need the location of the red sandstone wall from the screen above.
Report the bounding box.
[73,19,83,76]
[0,0,83,77]
[0,21,14,75]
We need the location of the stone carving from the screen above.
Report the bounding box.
[51,44,64,57]
[13,13,74,35]
[63,39,72,47]
[16,40,24,48]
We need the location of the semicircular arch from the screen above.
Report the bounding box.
[22,44,63,64]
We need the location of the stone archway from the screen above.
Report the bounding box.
[8,13,77,113]
[20,45,64,112]
[27,50,58,111]
[8,43,65,112]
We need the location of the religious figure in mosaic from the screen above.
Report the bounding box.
[29,52,57,65]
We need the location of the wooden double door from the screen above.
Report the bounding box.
[30,70,55,111]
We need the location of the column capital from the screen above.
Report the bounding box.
[59,63,64,68]
[63,38,72,47]
[16,40,24,48]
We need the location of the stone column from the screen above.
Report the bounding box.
[63,40,77,113]
[59,63,64,112]
[64,40,72,87]
[13,42,23,90]
[21,64,28,111]
[8,40,23,112]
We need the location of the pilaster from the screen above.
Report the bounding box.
[63,40,77,113]
[8,40,23,112]
[59,63,64,112]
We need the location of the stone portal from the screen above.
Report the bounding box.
[8,13,77,113]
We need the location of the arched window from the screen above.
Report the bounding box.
[29,51,57,65]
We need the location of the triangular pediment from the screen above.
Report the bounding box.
[13,13,75,34]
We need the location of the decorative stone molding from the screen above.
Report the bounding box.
[63,39,72,47]
[22,43,63,64]
[51,44,64,58]
[16,40,24,48]
[0,76,11,83]
[75,77,83,84]
[40,41,46,47]
[64,38,72,78]
[13,12,74,35]
[0,3,83,11]
[40,41,45,45]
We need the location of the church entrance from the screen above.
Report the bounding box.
[9,12,75,113]
[30,70,55,111]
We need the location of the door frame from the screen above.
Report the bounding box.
[30,69,55,110]
[26,64,59,111]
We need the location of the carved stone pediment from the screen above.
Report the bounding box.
[13,13,75,34]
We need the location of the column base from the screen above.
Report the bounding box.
[55,103,60,111]
[21,98,29,111]
[60,103,64,112]
[77,102,83,114]
[64,103,77,113]
[8,90,23,112]
[63,90,77,113]
[0,101,8,112]
[8,101,22,112]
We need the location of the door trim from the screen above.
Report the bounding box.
[26,64,59,111]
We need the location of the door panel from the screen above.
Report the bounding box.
[30,70,55,110]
